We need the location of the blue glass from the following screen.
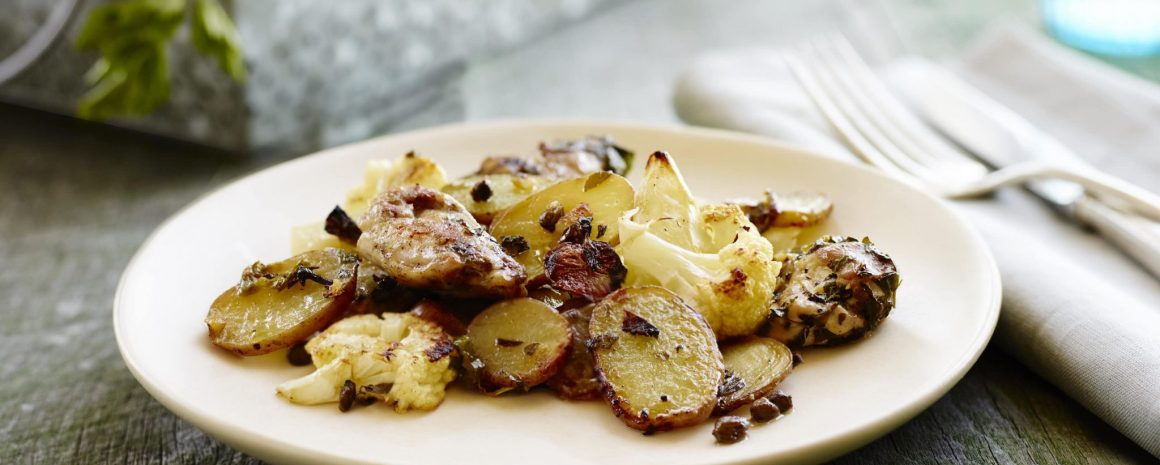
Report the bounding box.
[1043,0,1160,56]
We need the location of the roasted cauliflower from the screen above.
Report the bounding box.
[615,152,780,339]
[276,313,457,412]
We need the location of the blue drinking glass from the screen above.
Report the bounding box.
[1043,0,1160,56]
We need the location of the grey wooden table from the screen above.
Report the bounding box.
[2,0,1159,463]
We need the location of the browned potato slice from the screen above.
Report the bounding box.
[489,172,635,280]
[713,337,794,415]
[461,298,573,394]
[733,191,834,231]
[409,299,468,337]
[205,248,359,355]
[589,286,724,432]
[441,174,553,224]
[547,305,602,400]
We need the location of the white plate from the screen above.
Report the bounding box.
[115,120,1000,465]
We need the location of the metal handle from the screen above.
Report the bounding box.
[1074,196,1160,279]
[0,0,82,86]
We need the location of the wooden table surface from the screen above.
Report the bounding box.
[2,0,1158,463]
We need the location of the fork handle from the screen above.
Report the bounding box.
[1074,196,1160,279]
[1041,163,1160,222]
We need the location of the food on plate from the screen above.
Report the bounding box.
[546,305,602,400]
[749,397,781,423]
[713,416,750,444]
[458,298,573,394]
[203,136,902,442]
[205,248,359,355]
[589,286,724,432]
[714,337,794,415]
[616,152,780,339]
[764,236,900,347]
[543,223,627,301]
[442,174,555,224]
[276,312,457,412]
[478,135,634,179]
[489,171,635,280]
[732,190,834,232]
[357,185,526,299]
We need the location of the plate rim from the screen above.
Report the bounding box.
[113,118,1002,465]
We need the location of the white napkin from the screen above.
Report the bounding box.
[674,21,1160,456]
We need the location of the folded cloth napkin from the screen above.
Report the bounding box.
[674,21,1160,456]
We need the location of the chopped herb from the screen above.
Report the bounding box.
[500,235,530,256]
[596,224,607,238]
[523,342,541,356]
[496,338,523,347]
[717,370,746,397]
[587,333,619,351]
[621,311,660,337]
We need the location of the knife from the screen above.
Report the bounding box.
[889,59,1160,279]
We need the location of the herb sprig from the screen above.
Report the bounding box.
[75,0,244,120]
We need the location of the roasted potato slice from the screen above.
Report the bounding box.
[461,298,573,394]
[547,305,602,400]
[489,172,635,280]
[289,221,356,255]
[205,248,359,355]
[733,191,833,232]
[441,174,554,224]
[409,299,468,337]
[589,286,724,432]
[714,337,794,415]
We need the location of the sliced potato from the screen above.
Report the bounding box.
[589,286,723,432]
[290,221,356,255]
[409,299,468,337]
[773,192,833,227]
[442,174,554,224]
[461,298,573,394]
[547,305,602,400]
[714,337,794,415]
[206,248,359,355]
[733,191,833,232]
[489,172,635,280]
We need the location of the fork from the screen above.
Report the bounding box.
[783,36,1160,222]
[785,35,1160,279]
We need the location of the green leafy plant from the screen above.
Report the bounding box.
[75,0,244,120]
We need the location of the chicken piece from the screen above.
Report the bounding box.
[474,136,634,180]
[356,185,526,299]
[763,236,900,346]
[478,156,543,176]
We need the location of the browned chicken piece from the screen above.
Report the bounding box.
[539,136,632,179]
[475,136,634,179]
[356,185,527,299]
[478,156,543,176]
[763,236,900,347]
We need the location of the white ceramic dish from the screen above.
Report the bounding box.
[114,120,1000,465]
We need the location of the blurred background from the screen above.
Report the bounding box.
[3,0,1157,156]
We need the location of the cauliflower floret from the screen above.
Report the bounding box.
[615,153,780,339]
[276,313,457,412]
